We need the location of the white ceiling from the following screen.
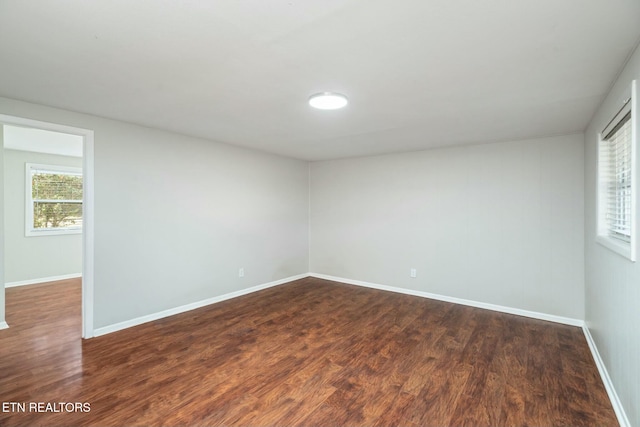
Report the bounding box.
[0,1,639,161]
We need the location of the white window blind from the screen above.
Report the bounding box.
[596,80,637,261]
[601,109,632,242]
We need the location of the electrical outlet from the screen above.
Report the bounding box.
[239,268,244,278]
[410,268,417,278]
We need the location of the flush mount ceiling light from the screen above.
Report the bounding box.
[308,92,348,110]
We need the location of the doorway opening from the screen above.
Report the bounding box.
[1,115,94,338]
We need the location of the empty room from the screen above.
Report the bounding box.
[1,1,639,426]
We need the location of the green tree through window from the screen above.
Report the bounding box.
[27,164,83,234]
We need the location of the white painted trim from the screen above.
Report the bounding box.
[582,326,630,427]
[308,162,311,273]
[82,129,95,338]
[0,114,95,339]
[93,274,309,337]
[309,273,585,327]
[5,273,82,288]
[595,235,634,261]
[0,321,8,330]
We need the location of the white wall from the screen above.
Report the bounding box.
[585,43,640,427]
[3,149,83,284]
[310,134,585,320]
[0,96,310,330]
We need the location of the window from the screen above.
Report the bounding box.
[26,163,83,236]
[597,80,637,261]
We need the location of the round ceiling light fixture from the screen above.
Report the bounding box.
[308,92,348,110]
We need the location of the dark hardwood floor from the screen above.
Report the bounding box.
[0,277,617,426]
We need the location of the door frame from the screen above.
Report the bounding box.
[1,114,94,338]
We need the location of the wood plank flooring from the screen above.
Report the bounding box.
[0,277,617,426]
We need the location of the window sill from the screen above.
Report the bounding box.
[596,234,636,262]
[26,228,82,237]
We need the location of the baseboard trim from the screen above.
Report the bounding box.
[582,326,630,427]
[93,273,309,337]
[5,273,82,288]
[309,273,584,327]
[0,321,8,330]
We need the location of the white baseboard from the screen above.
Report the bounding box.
[0,321,8,330]
[93,273,309,337]
[5,273,82,288]
[309,273,584,327]
[582,326,630,427]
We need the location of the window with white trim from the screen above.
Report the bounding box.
[597,80,637,261]
[26,163,83,236]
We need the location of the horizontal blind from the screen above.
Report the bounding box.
[30,167,83,230]
[31,168,83,201]
[603,111,632,242]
